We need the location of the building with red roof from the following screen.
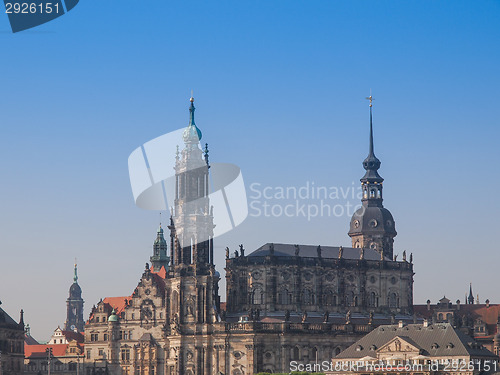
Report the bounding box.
[24,341,84,375]
[414,294,500,355]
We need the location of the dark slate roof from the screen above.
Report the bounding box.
[248,243,391,261]
[0,306,19,326]
[336,323,496,359]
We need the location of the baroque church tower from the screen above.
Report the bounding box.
[150,224,170,271]
[164,96,221,374]
[64,263,84,332]
[348,96,397,259]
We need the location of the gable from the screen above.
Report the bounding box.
[377,336,421,354]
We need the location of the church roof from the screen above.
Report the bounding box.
[248,243,391,261]
[0,306,20,327]
[336,323,496,359]
[25,334,39,345]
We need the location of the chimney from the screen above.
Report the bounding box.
[427,299,431,311]
[398,320,404,328]
[456,300,460,310]
[486,299,490,308]
[423,319,429,328]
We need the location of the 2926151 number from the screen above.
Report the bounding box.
[5,2,60,14]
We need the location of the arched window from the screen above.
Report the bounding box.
[389,293,398,308]
[346,291,355,307]
[438,313,443,321]
[303,289,311,304]
[292,346,300,360]
[312,347,318,360]
[368,292,377,307]
[324,290,334,306]
[252,288,264,305]
[278,289,290,304]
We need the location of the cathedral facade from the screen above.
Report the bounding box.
[83,97,414,375]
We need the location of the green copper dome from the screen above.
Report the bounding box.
[108,309,118,322]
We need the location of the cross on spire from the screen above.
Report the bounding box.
[365,90,374,107]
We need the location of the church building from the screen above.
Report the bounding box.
[83,96,415,375]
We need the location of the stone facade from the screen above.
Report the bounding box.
[226,244,413,317]
[24,339,84,375]
[414,296,500,356]
[0,304,24,375]
[327,322,498,375]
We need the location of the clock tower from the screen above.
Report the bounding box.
[348,96,397,259]
[64,263,85,332]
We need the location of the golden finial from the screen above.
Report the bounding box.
[365,90,374,107]
[190,90,194,102]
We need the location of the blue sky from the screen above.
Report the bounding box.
[0,0,499,340]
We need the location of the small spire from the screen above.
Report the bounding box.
[204,143,209,166]
[73,261,78,283]
[189,95,195,126]
[19,309,24,326]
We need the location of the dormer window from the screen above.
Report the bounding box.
[431,343,439,349]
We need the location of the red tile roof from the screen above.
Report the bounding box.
[61,330,84,343]
[414,303,500,334]
[102,296,132,315]
[24,344,71,358]
[150,265,167,279]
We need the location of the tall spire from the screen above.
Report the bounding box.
[369,96,374,157]
[348,94,397,260]
[362,94,383,183]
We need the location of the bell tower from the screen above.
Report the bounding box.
[168,96,215,275]
[150,224,169,271]
[64,263,84,332]
[348,95,397,259]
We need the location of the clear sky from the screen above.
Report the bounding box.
[0,0,499,341]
